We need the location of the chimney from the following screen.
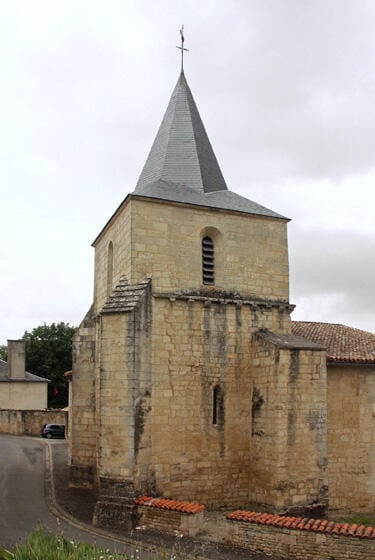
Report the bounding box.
[7,340,26,379]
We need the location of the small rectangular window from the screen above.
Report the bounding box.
[213,385,224,426]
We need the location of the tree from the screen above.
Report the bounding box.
[23,322,76,408]
[0,345,7,361]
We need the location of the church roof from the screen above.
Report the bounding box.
[135,71,227,195]
[291,321,375,365]
[133,71,286,221]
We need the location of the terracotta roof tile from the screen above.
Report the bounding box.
[356,524,366,537]
[364,526,374,538]
[291,517,302,529]
[348,523,358,536]
[291,321,375,364]
[325,520,336,534]
[135,496,204,514]
[339,523,350,536]
[264,515,276,525]
[227,510,375,539]
[304,518,315,531]
[317,519,328,532]
[297,518,308,529]
[311,519,322,531]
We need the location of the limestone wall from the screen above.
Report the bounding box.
[94,203,132,313]
[0,381,47,410]
[99,314,137,480]
[249,332,327,511]
[129,297,326,510]
[327,365,375,512]
[228,519,375,560]
[0,409,67,436]
[141,297,253,506]
[93,197,290,312]
[131,198,289,296]
[90,286,328,512]
[92,291,295,508]
[137,506,204,536]
[69,308,98,487]
[96,280,152,482]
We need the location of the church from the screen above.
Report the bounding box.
[68,65,374,528]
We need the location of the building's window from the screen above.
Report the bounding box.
[202,236,214,285]
[251,386,264,436]
[107,241,113,297]
[213,384,224,426]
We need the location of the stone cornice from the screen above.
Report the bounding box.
[153,291,294,312]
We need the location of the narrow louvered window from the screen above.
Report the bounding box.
[202,236,214,285]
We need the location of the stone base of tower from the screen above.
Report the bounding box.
[93,498,137,531]
[69,464,97,489]
[93,477,138,530]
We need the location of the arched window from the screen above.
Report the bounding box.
[107,241,113,297]
[202,236,214,285]
[213,384,224,427]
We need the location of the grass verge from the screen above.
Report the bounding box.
[0,528,183,560]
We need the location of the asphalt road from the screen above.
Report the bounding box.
[0,435,271,560]
[0,435,153,556]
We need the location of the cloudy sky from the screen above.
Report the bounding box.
[1,0,374,344]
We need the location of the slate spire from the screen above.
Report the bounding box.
[135,71,228,194]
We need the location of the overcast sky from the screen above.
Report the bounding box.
[1,0,374,344]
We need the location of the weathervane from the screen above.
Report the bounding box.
[177,25,189,72]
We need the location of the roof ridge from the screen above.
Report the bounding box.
[293,320,374,333]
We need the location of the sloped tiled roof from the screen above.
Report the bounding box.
[133,179,286,219]
[228,510,375,539]
[136,496,204,514]
[291,321,375,365]
[256,329,325,351]
[101,277,151,314]
[0,360,48,382]
[135,71,227,195]
[133,71,286,221]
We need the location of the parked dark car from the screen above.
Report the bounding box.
[41,423,65,439]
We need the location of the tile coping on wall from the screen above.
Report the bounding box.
[136,496,205,514]
[136,499,375,538]
[227,510,375,539]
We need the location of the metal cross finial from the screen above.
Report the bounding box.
[176,25,189,72]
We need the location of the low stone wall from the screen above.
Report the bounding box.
[133,500,375,558]
[227,511,375,560]
[0,409,67,436]
[136,497,205,537]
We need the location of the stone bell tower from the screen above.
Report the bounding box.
[69,66,328,528]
